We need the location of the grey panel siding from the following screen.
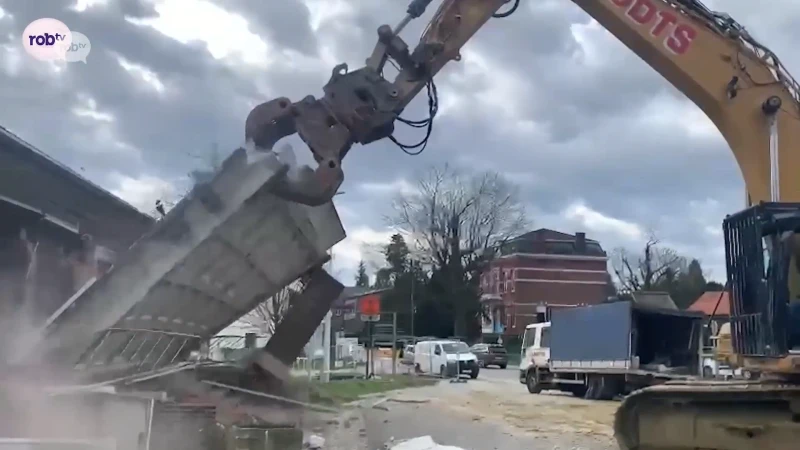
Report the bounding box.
[551,301,631,361]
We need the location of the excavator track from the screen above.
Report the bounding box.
[614,380,800,450]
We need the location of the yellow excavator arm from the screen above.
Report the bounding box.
[247,0,800,208]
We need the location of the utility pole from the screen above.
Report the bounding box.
[410,260,415,338]
[392,312,397,376]
[322,309,331,382]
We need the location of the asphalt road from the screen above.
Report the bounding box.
[478,365,521,382]
[363,368,617,450]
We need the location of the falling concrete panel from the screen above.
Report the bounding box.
[254,266,344,374]
[16,147,345,370]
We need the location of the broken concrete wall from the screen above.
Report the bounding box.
[16,147,345,380]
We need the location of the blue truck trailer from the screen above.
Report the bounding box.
[520,300,705,400]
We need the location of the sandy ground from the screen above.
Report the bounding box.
[378,376,618,448]
[429,382,617,439]
[310,369,619,449]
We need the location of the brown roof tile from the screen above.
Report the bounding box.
[687,291,730,316]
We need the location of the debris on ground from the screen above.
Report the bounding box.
[388,398,430,404]
[388,435,464,450]
[304,434,325,448]
[302,406,369,450]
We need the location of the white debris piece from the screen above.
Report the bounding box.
[390,436,464,450]
[304,434,325,449]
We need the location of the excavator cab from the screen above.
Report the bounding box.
[723,202,800,359]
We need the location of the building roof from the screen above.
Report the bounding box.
[500,228,606,257]
[631,291,677,310]
[331,286,391,308]
[687,291,730,316]
[514,228,599,243]
[0,126,154,250]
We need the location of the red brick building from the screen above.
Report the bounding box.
[479,229,613,339]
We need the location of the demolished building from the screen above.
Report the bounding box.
[0,129,349,449]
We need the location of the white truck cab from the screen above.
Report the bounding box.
[518,322,551,384]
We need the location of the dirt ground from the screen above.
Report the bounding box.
[301,369,621,449]
[384,377,618,446]
[431,383,618,439]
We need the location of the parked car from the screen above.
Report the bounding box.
[401,344,415,365]
[414,340,479,378]
[470,344,509,369]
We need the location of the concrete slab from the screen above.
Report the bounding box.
[14,147,345,375]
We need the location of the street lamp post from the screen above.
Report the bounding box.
[410,260,415,337]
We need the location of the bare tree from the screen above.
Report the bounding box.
[612,234,686,294]
[391,164,528,269]
[389,163,528,335]
[241,279,304,336]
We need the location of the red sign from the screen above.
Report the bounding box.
[358,294,381,316]
[609,0,697,55]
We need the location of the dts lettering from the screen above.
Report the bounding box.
[610,0,697,55]
[27,33,66,46]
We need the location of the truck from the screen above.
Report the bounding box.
[518,300,705,400]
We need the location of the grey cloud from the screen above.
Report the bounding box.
[226,0,318,56]
[0,0,261,183]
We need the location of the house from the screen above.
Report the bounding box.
[688,290,730,346]
[0,126,154,325]
[688,291,730,318]
[479,228,613,340]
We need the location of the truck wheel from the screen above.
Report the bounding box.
[470,367,480,379]
[584,377,600,400]
[585,376,615,400]
[439,365,447,378]
[703,366,713,378]
[526,370,543,394]
[570,385,588,398]
[414,363,422,374]
[499,363,507,369]
[596,375,622,400]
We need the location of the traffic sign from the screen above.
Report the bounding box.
[361,314,380,322]
[358,294,381,315]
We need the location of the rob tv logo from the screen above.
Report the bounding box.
[22,18,92,63]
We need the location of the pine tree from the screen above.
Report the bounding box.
[355,260,369,287]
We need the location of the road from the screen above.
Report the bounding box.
[479,364,521,382]
[363,366,618,449]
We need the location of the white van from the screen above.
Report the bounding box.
[414,340,480,378]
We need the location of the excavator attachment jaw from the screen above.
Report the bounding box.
[244,0,511,206]
[244,64,404,206]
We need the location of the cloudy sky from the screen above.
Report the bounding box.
[1,0,797,285]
